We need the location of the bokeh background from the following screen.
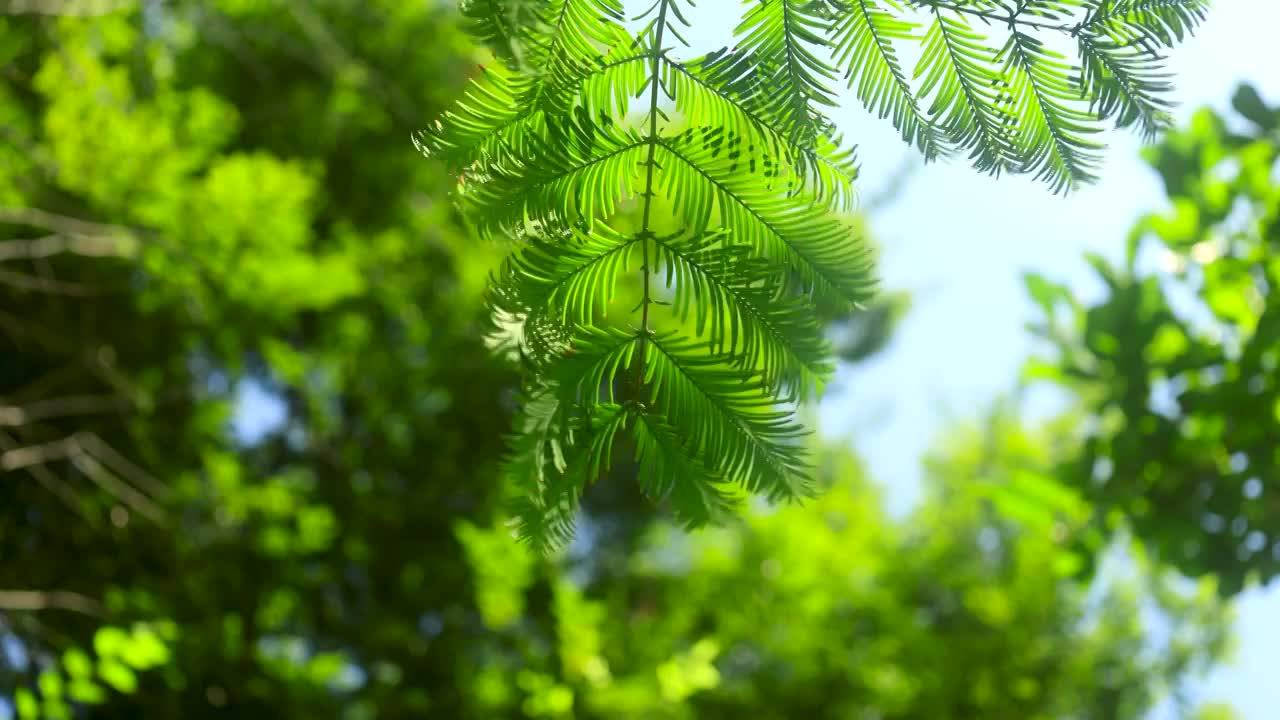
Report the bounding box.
[1,1,1276,718]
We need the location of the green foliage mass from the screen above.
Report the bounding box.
[1,1,511,716]
[1024,84,1280,596]
[423,0,1211,549]
[453,418,1231,720]
[0,1,1247,718]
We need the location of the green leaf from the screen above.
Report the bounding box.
[632,410,741,527]
[14,688,38,720]
[459,117,648,239]
[307,652,348,685]
[38,670,64,700]
[460,0,544,69]
[652,230,834,397]
[93,627,129,658]
[1083,0,1210,46]
[119,626,170,670]
[1053,550,1085,578]
[914,10,1018,175]
[829,0,946,158]
[429,0,1212,548]
[1231,84,1278,132]
[999,31,1104,193]
[62,649,94,678]
[68,680,107,705]
[1144,323,1189,364]
[98,659,139,694]
[508,398,630,551]
[1077,33,1174,139]
[492,224,639,336]
[674,49,860,209]
[42,700,71,720]
[658,128,877,306]
[644,331,814,502]
[731,0,840,146]
[1023,271,1071,315]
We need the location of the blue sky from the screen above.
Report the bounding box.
[801,3,1279,716]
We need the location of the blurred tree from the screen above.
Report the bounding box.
[1023,85,1280,596]
[0,2,1240,720]
[0,2,514,716]
[451,410,1232,720]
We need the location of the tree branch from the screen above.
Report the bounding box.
[0,267,100,295]
[0,589,104,616]
[0,430,91,521]
[908,0,1081,35]
[0,207,138,246]
[0,233,136,262]
[0,394,131,427]
[0,0,130,16]
[1,432,167,525]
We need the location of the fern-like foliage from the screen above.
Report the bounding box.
[420,0,1207,550]
[848,0,1211,191]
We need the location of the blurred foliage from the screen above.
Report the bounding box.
[1,1,513,716]
[13,623,174,719]
[454,417,1231,720]
[1025,84,1280,596]
[0,1,1242,719]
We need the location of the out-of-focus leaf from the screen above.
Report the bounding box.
[97,659,138,694]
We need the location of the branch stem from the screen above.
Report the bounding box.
[634,0,671,392]
[918,0,1081,35]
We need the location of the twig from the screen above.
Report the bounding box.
[0,233,137,262]
[87,346,143,401]
[0,394,130,426]
[1,0,130,16]
[0,267,99,295]
[0,430,91,521]
[76,432,170,502]
[0,207,228,315]
[70,452,167,526]
[907,0,1081,35]
[3,364,80,405]
[0,432,167,526]
[1,436,82,471]
[0,590,104,617]
[0,207,136,242]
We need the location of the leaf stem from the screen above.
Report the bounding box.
[635,0,671,389]
[918,0,1082,36]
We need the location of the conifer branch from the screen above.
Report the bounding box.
[421,0,1209,549]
